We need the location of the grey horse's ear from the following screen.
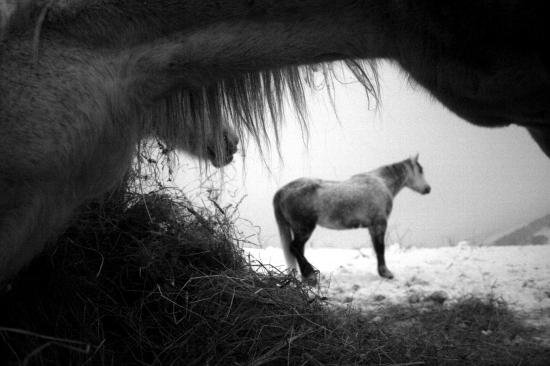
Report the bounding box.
[412,153,419,162]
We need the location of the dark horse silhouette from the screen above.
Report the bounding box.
[1,1,549,282]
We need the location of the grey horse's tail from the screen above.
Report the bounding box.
[272,191,296,271]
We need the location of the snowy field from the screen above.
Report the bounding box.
[244,244,550,318]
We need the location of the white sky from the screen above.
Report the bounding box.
[177,61,550,248]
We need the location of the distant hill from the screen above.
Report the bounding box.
[491,214,550,246]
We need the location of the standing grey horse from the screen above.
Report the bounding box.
[1,1,549,282]
[273,155,430,282]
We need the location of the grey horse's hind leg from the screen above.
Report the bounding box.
[289,227,316,282]
[368,222,394,279]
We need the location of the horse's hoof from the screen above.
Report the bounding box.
[379,268,394,279]
[303,270,320,286]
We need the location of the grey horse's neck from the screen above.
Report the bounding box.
[377,161,410,197]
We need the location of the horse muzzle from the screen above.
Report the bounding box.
[210,154,234,167]
[207,146,237,167]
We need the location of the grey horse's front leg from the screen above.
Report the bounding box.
[368,222,394,279]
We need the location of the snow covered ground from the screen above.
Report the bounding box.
[244,243,550,315]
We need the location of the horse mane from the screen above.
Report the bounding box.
[375,160,411,195]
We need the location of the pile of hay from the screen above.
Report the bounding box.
[1,175,549,365]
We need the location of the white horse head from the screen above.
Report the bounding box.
[405,154,431,195]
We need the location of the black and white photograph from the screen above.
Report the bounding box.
[1,1,550,365]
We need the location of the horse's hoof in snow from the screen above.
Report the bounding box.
[379,267,394,279]
[303,270,320,286]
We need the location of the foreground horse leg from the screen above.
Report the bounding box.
[0,194,47,284]
[0,183,73,285]
[368,222,394,279]
[289,227,317,283]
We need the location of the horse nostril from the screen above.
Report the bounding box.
[424,186,431,194]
